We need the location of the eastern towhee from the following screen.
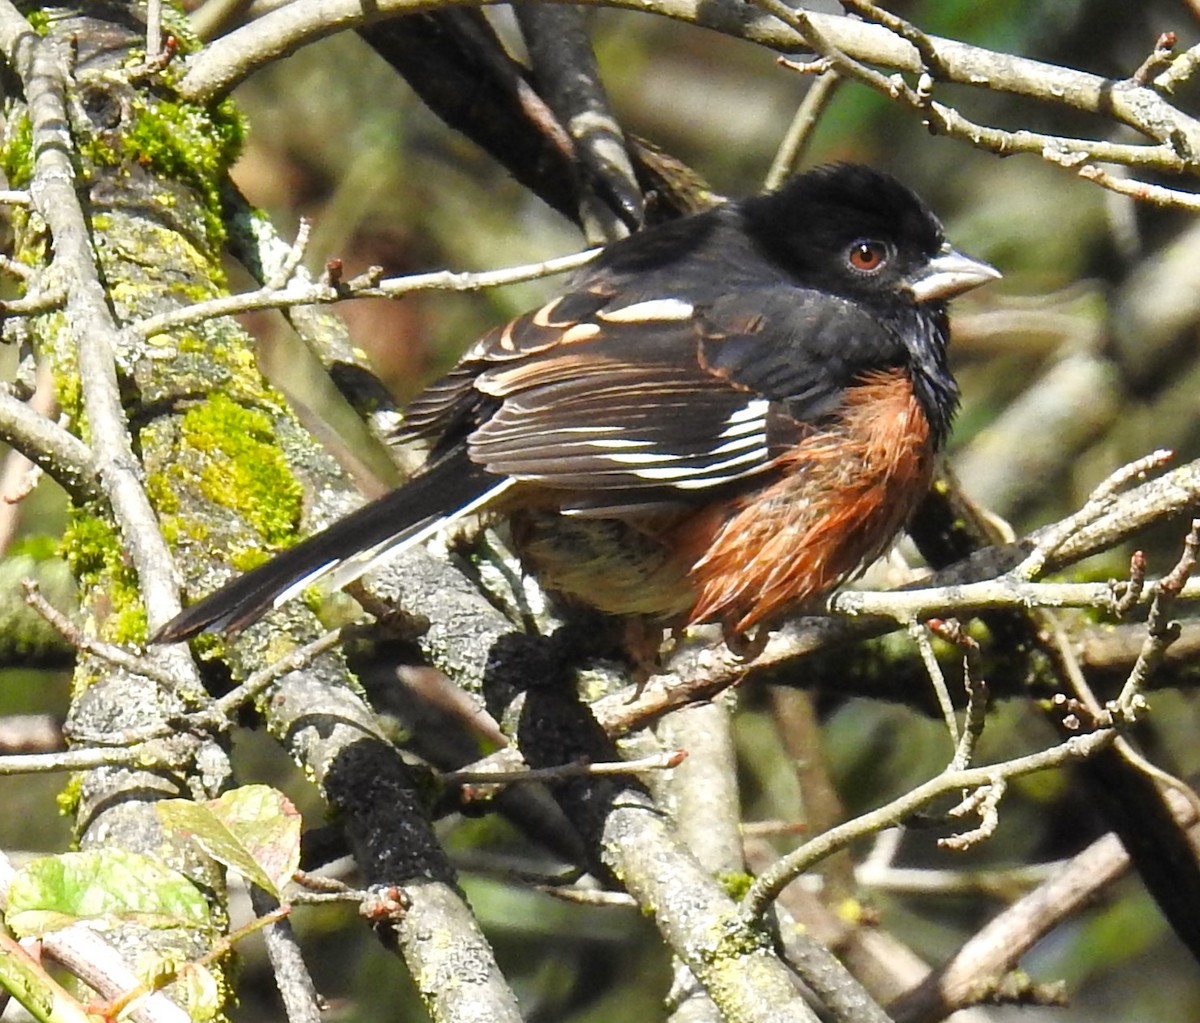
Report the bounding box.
[153,163,999,645]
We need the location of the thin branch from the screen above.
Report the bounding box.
[908,620,959,745]
[764,68,841,191]
[829,574,1200,622]
[130,247,601,339]
[208,628,344,722]
[1132,31,1178,87]
[0,738,194,775]
[1080,163,1200,209]
[0,284,66,315]
[444,749,686,787]
[1012,449,1171,581]
[740,727,1116,920]
[21,580,189,689]
[0,384,100,503]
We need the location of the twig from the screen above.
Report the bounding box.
[1111,550,1147,616]
[1114,519,1199,713]
[535,885,638,907]
[1132,31,1177,87]
[445,748,686,788]
[764,69,841,191]
[1010,449,1173,580]
[930,619,988,771]
[908,620,959,746]
[22,580,180,688]
[839,0,948,81]
[67,628,347,747]
[940,778,1005,851]
[1076,164,1200,210]
[1154,42,1200,93]
[0,738,193,775]
[130,248,600,339]
[0,284,66,314]
[750,0,922,104]
[740,727,1116,920]
[206,628,344,722]
[829,574,1200,621]
[0,383,99,503]
[266,217,310,289]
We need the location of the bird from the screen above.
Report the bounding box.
[152,163,999,646]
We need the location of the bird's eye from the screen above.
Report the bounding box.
[847,240,889,273]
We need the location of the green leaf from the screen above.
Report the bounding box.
[157,784,301,899]
[6,850,211,938]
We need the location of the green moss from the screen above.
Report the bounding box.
[59,512,147,644]
[229,547,270,573]
[82,92,245,249]
[2,113,33,188]
[180,394,302,548]
[129,96,244,247]
[716,870,754,901]
[57,774,83,817]
[703,915,772,964]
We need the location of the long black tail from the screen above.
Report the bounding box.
[152,453,510,643]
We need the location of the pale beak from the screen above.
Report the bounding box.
[908,244,1001,303]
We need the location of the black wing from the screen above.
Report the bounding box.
[406,280,909,516]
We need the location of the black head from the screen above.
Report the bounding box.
[741,164,998,442]
[741,164,943,306]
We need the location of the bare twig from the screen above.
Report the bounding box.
[445,749,686,788]
[764,69,842,191]
[1116,519,1200,710]
[940,779,1005,851]
[0,284,66,315]
[0,738,194,775]
[740,728,1116,920]
[907,620,959,745]
[0,383,99,503]
[22,580,179,688]
[1011,449,1173,581]
[930,619,988,772]
[208,628,344,721]
[1131,31,1177,87]
[830,574,1200,621]
[1076,164,1200,210]
[131,247,600,339]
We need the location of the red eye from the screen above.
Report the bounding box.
[848,240,888,273]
